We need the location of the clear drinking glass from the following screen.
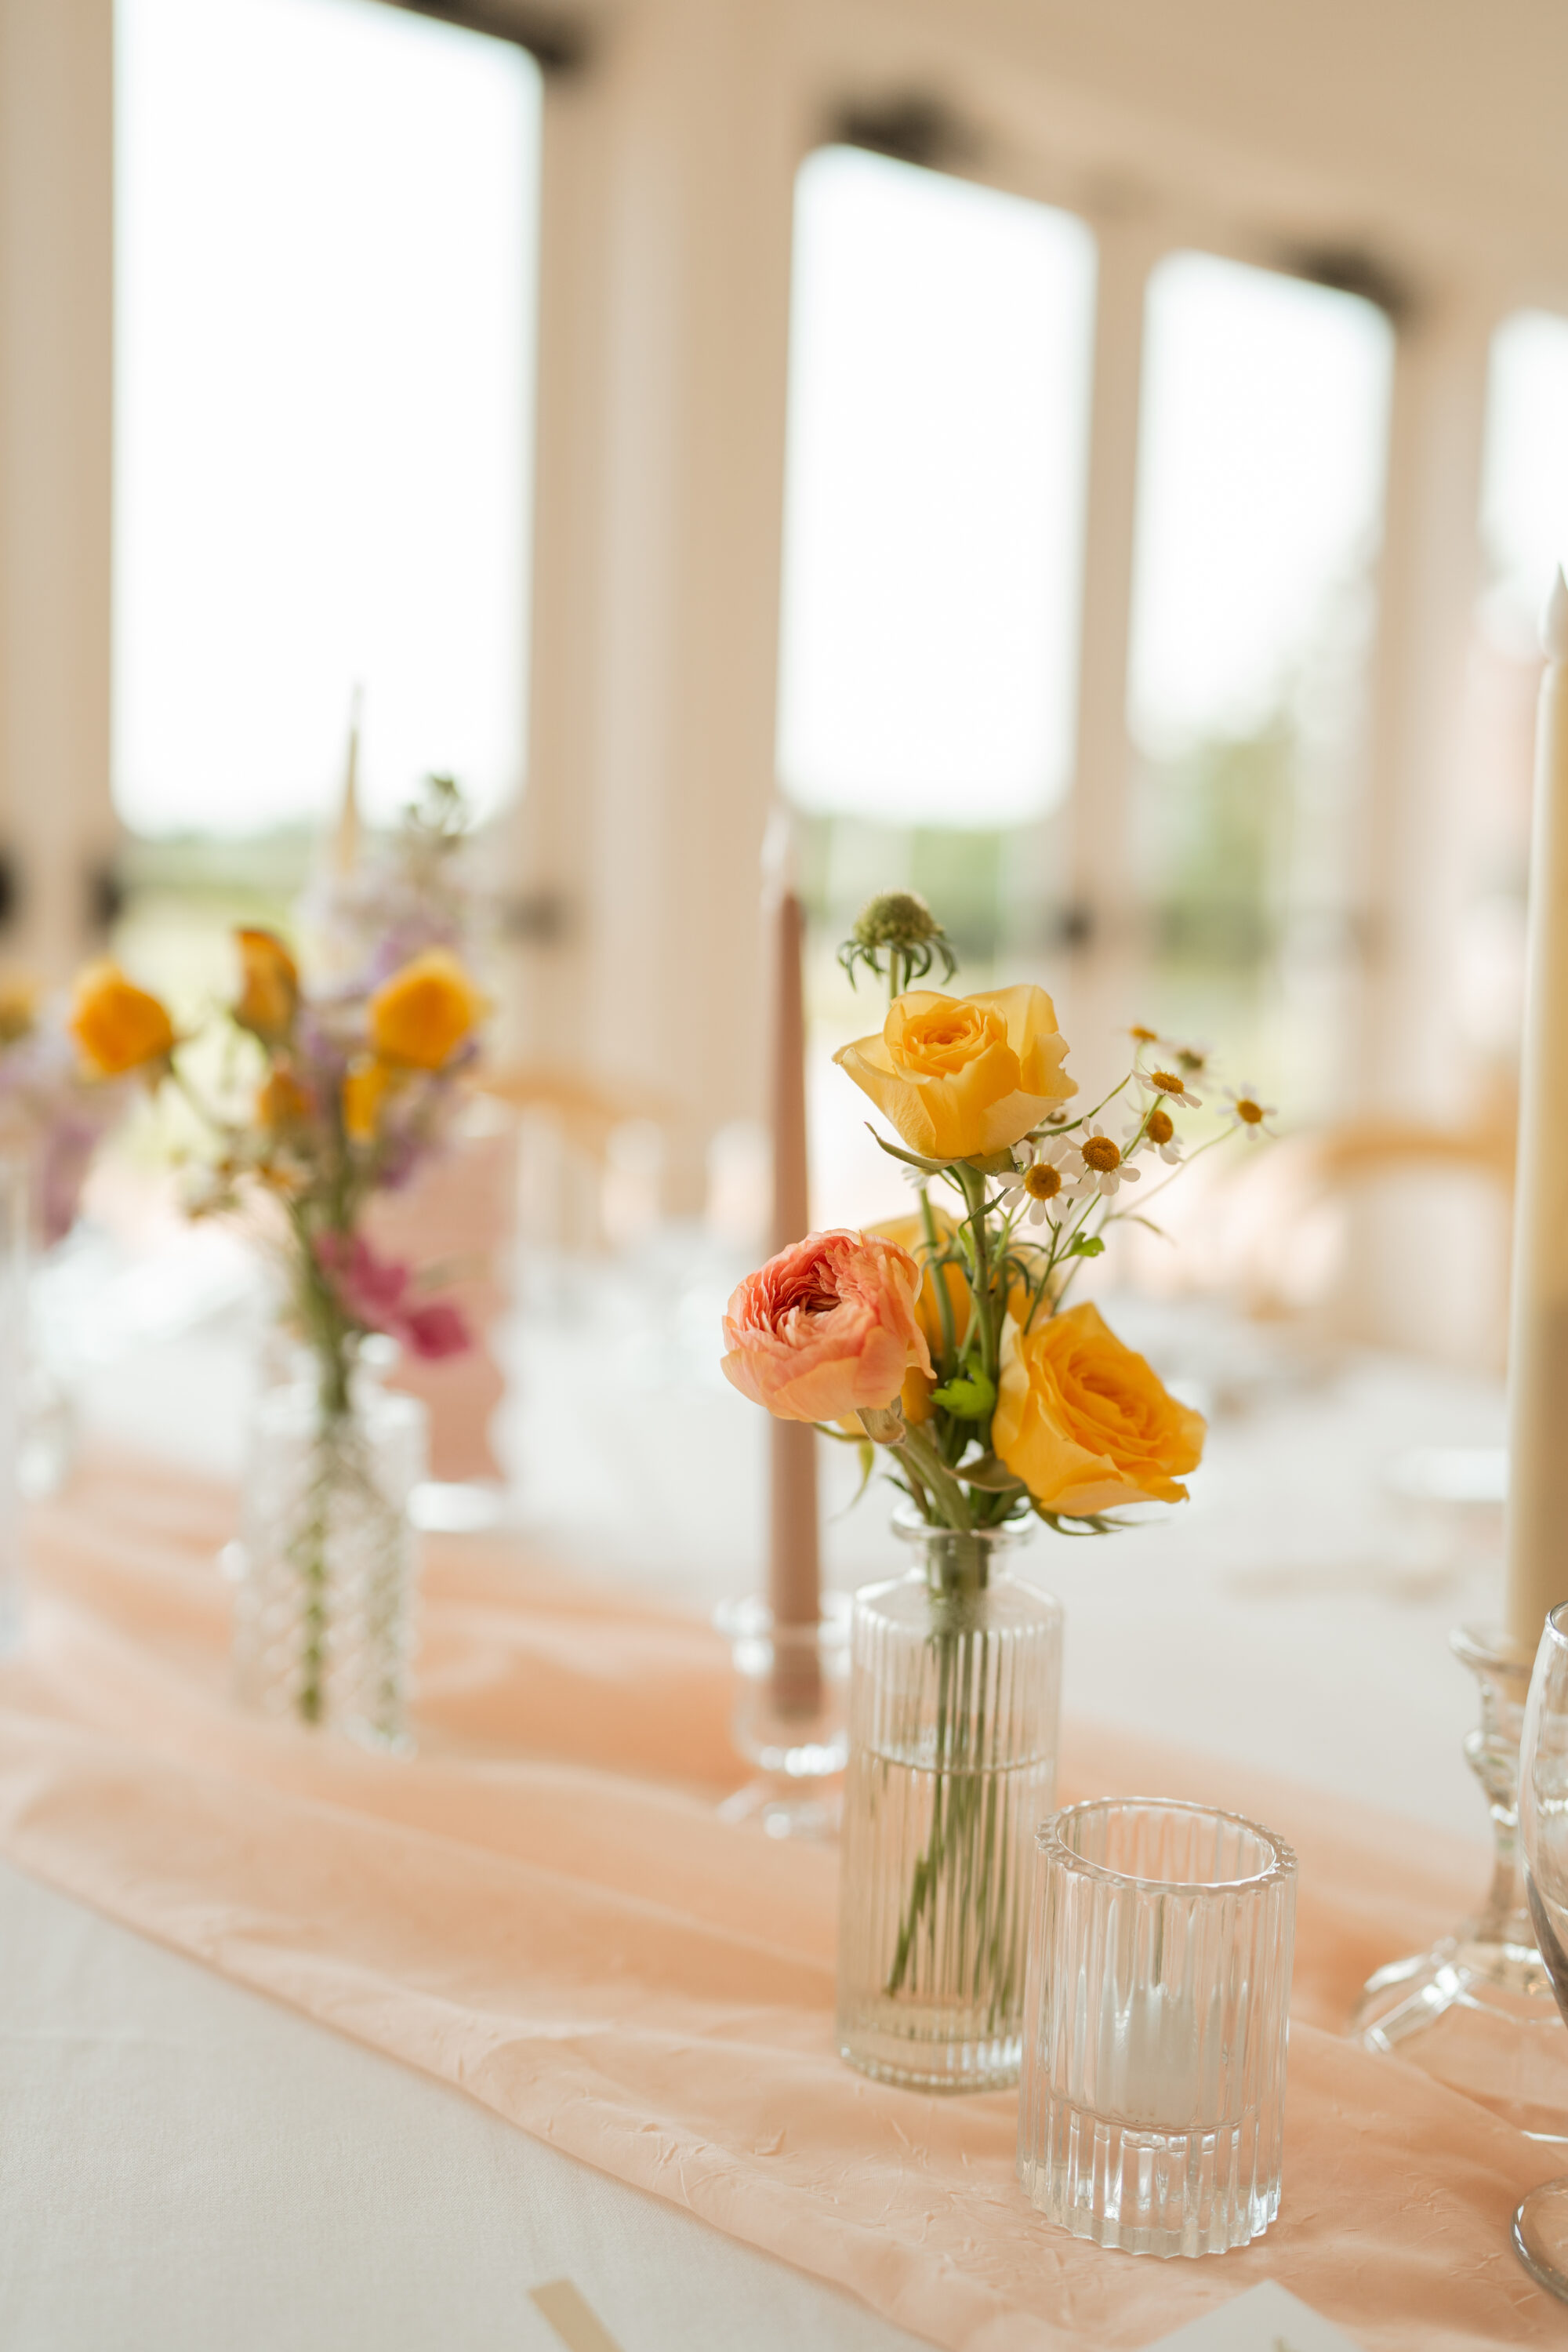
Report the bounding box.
[1018,1798,1298,2257]
[1513,1601,1568,2300]
[715,1593,851,1839]
[228,1338,425,1750]
[837,1516,1062,2092]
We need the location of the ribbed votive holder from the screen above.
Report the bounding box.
[1018,1798,1297,2258]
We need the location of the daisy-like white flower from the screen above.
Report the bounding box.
[899,1160,935,1192]
[1137,1063,1203,1112]
[996,1135,1082,1225]
[1125,1102,1183,1165]
[1224,1083,1277,1138]
[1169,1038,1211,1080]
[1072,1123,1141,1198]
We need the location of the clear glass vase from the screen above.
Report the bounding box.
[230,1339,426,1750]
[836,1515,1063,2091]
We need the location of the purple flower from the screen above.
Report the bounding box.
[314,1231,471,1362]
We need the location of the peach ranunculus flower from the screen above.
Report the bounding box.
[70,961,175,1078]
[721,1229,933,1425]
[869,1209,971,1425]
[234,928,299,1045]
[993,1300,1205,1516]
[368,948,485,1071]
[834,985,1075,1162]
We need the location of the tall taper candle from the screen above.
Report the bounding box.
[1504,568,1568,1651]
[763,818,822,1701]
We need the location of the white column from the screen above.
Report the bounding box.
[1357,293,1494,1106]
[512,0,801,1212]
[0,0,116,979]
[1341,292,1494,1354]
[1058,216,1158,1095]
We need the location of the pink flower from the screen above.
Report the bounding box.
[720,1229,931,1424]
[314,1232,471,1363]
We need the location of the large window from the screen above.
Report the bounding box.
[1127,252,1394,1109]
[777,147,1096,831]
[114,0,540,841]
[774,147,1098,1223]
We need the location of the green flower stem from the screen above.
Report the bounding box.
[897,1421,972,1532]
[956,1165,999,1385]
[917,1186,960,1367]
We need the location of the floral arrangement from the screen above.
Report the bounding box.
[723,891,1272,1537]
[49,934,485,1403]
[721,891,1276,2031]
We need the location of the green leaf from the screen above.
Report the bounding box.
[863,1126,953,1177]
[929,1368,996,1421]
[953,1453,1026,1494]
[1033,1505,1133,1536]
[1064,1232,1105,1260]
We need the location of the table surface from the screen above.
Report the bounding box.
[10,1234,1519,2350]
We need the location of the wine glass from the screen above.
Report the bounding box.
[1515,1599,1568,2298]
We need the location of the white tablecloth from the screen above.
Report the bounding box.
[9,1243,1512,2349]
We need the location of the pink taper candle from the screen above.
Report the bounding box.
[1505,569,1568,1653]
[763,815,822,1705]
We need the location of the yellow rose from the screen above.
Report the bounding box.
[368,949,483,1071]
[70,961,175,1078]
[342,1057,392,1142]
[834,985,1074,1162]
[993,1301,1205,1514]
[871,1209,971,1423]
[234,928,299,1044]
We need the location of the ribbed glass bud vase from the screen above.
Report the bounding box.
[836,1515,1063,2091]
[230,1339,425,1750]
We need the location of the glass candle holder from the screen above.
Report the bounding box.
[1018,1798,1297,2259]
[715,1593,851,1840]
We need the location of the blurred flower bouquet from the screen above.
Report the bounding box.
[721,892,1272,2086]
[91,929,488,1744]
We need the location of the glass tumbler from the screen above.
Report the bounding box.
[1018,1798,1297,2257]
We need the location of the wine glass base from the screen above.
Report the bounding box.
[1353,1934,1568,2143]
[717,1773,842,1842]
[1515,2180,1568,2303]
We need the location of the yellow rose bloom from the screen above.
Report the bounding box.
[234,928,299,1044]
[993,1300,1205,1515]
[870,1209,971,1423]
[368,949,483,1071]
[70,961,175,1078]
[342,1057,392,1142]
[834,985,1074,1162]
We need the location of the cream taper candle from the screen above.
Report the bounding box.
[762,814,822,1678]
[1504,568,1568,1651]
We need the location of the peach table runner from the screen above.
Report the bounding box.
[0,1452,1559,2350]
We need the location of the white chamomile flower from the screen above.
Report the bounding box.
[1137,1063,1203,1112]
[997,1135,1081,1225]
[1224,1083,1277,1138]
[1072,1123,1141,1198]
[1169,1039,1212,1081]
[900,1160,935,1192]
[1125,1104,1183,1165]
